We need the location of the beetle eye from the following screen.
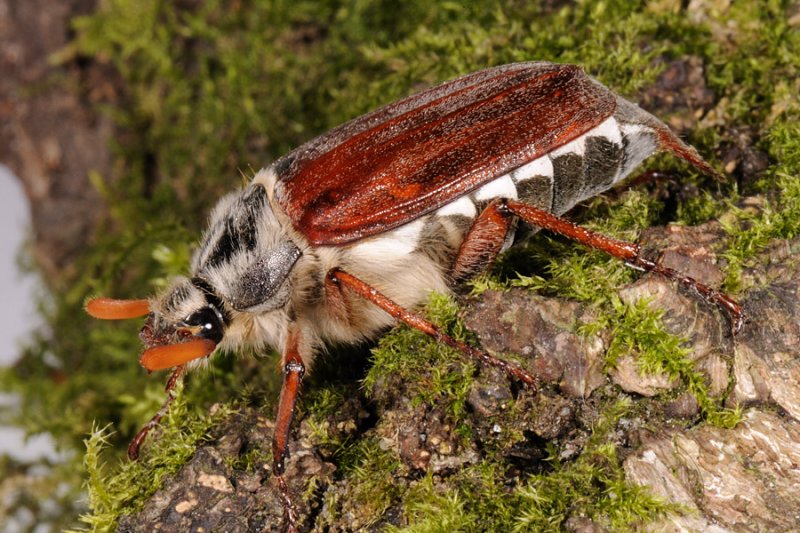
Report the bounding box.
[184,306,225,344]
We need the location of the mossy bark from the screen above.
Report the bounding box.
[2,0,800,530]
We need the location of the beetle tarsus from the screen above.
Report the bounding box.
[633,256,746,336]
[276,474,299,532]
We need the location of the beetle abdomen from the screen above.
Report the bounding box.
[512,112,657,215]
[407,112,656,263]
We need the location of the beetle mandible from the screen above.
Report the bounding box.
[86,62,743,529]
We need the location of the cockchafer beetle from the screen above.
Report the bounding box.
[86,61,743,530]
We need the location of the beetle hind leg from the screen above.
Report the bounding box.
[502,199,744,334]
[451,198,515,282]
[449,197,743,334]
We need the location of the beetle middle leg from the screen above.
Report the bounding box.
[326,268,539,387]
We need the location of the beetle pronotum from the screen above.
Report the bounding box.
[86,62,742,530]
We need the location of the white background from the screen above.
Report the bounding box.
[0,164,58,460]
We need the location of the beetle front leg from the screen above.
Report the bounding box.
[272,324,305,532]
[501,199,745,335]
[128,365,185,460]
[327,268,539,388]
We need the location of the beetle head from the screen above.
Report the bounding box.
[86,277,225,371]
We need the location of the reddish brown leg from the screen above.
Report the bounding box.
[452,198,514,282]
[327,268,539,388]
[128,365,185,460]
[502,199,745,335]
[272,325,305,531]
[324,270,351,324]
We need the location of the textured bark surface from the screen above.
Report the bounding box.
[620,232,800,531]
[4,5,797,527]
[0,0,115,285]
[115,225,800,531]
[116,409,337,532]
[625,410,800,532]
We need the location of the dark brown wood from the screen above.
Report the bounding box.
[503,199,744,334]
[452,198,514,281]
[128,365,185,460]
[327,268,539,387]
[275,63,616,245]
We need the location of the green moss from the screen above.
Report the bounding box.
[336,437,406,526]
[386,400,675,532]
[75,383,233,531]
[387,473,484,533]
[6,0,799,529]
[224,445,272,475]
[722,166,800,291]
[301,384,361,462]
[675,190,733,227]
[364,293,477,423]
[302,385,351,429]
[515,462,660,530]
[592,298,741,428]
[702,2,800,291]
[513,400,675,532]
[384,462,521,532]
